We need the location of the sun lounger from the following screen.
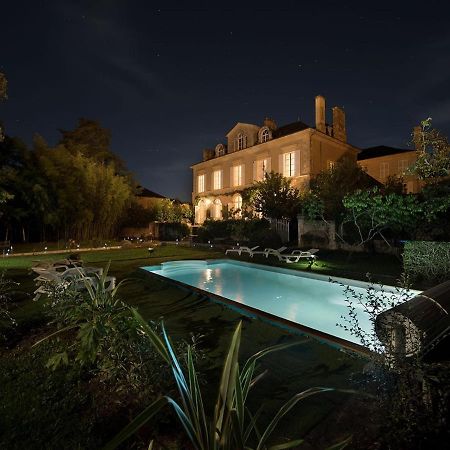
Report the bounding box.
[278,248,319,263]
[251,246,287,258]
[225,245,259,256]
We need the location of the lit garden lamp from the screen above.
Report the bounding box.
[148,247,154,255]
[44,246,48,253]
[176,238,179,245]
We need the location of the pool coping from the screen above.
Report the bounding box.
[139,258,396,357]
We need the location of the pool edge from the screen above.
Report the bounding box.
[138,264,373,358]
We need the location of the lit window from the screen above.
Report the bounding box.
[236,133,247,150]
[232,165,243,186]
[197,174,205,193]
[283,152,296,177]
[233,194,242,216]
[213,198,222,220]
[380,162,389,179]
[398,159,408,173]
[213,169,222,190]
[261,128,270,143]
[215,144,226,157]
[327,160,335,170]
[255,158,268,181]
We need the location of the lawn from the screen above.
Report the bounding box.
[0,244,408,449]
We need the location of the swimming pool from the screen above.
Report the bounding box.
[142,259,419,351]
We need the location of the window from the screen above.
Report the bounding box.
[197,174,205,193]
[398,159,408,173]
[236,133,247,151]
[261,128,270,143]
[327,160,335,170]
[215,144,226,157]
[232,194,242,217]
[380,162,389,179]
[254,158,268,181]
[232,164,244,186]
[213,169,222,190]
[282,152,296,177]
[213,199,222,220]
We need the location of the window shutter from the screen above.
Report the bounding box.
[279,154,284,176]
[252,160,256,181]
[241,164,245,185]
[295,150,300,176]
[230,166,234,186]
[266,157,272,173]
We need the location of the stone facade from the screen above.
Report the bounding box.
[357,148,420,193]
[192,95,359,224]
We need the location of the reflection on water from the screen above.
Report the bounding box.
[149,262,414,345]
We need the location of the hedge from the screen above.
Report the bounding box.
[403,241,450,283]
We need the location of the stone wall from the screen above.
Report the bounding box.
[297,214,400,255]
[297,215,336,249]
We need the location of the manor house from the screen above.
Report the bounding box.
[191,95,418,224]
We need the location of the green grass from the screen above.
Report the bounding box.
[230,249,405,285]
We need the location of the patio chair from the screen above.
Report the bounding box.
[278,248,319,263]
[33,266,112,301]
[225,245,259,256]
[252,246,287,258]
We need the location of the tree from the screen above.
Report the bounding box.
[0,72,6,101]
[341,187,423,247]
[410,118,450,180]
[309,155,379,221]
[0,72,8,142]
[58,118,126,173]
[242,171,300,219]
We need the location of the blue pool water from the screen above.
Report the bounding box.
[143,260,418,346]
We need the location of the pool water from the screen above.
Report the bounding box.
[143,260,417,346]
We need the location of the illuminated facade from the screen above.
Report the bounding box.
[192,95,360,224]
[191,96,420,224]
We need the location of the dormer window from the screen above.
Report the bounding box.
[215,144,226,157]
[258,126,271,143]
[236,133,247,151]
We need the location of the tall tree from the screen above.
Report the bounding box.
[309,156,379,222]
[0,72,8,142]
[410,118,450,181]
[243,171,300,219]
[58,118,126,173]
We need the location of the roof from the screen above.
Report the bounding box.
[225,122,260,137]
[272,121,310,139]
[358,145,414,161]
[136,187,166,199]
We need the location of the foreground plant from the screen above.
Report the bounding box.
[105,314,351,450]
[337,275,450,448]
[35,265,196,392]
[0,271,18,340]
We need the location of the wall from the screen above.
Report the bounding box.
[358,151,420,193]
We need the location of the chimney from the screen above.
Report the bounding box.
[263,117,277,130]
[332,106,347,142]
[202,148,215,161]
[315,95,326,133]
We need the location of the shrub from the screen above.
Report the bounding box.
[105,317,347,450]
[196,219,271,244]
[158,222,190,241]
[403,241,450,283]
[248,228,282,249]
[0,272,17,342]
[37,266,199,394]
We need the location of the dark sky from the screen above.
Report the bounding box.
[2,0,450,201]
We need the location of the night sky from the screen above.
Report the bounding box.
[2,0,449,201]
